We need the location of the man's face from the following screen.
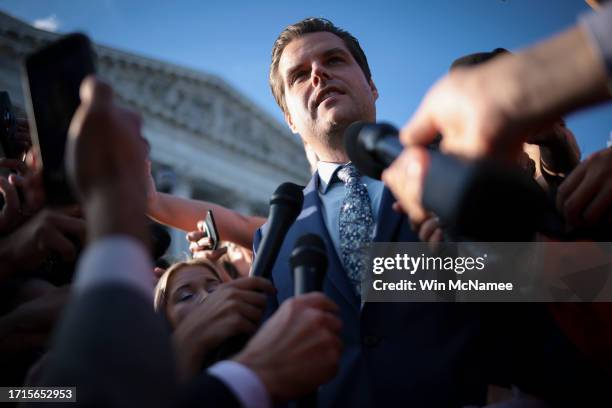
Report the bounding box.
[279,32,378,156]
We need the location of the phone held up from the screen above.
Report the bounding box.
[22,33,96,206]
[204,210,219,251]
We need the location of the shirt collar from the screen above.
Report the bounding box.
[317,161,349,194]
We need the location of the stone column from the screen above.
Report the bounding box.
[153,165,192,259]
[167,176,193,258]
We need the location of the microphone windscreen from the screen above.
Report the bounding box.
[290,233,327,271]
[344,121,393,180]
[270,182,304,216]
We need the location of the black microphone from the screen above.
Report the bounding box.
[291,234,327,295]
[290,234,328,408]
[344,121,403,180]
[207,183,304,364]
[344,121,550,241]
[251,182,304,279]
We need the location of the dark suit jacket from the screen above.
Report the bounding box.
[33,284,240,408]
[254,174,488,407]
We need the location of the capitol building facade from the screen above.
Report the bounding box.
[0,11,310,255]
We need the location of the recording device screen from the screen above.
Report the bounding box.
[23,33,96,205]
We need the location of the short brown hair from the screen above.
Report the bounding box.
[269,17,372,114]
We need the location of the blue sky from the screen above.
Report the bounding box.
[2,0,610,156]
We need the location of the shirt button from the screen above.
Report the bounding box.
[363,335,379,348]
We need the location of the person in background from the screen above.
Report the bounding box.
[0,112,84,386]
[154,258,276,379]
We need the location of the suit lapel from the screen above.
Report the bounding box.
[373,187,404,242]
[292,174,360,312]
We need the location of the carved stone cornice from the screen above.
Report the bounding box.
[0,11,310,205]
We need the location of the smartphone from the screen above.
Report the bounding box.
[22,33,96,206]
[204,210,220,251]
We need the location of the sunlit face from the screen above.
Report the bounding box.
[279,32,378,157]
[165,264,222,328]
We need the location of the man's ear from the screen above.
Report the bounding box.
[284,111,298,134]
[369,79,379,101]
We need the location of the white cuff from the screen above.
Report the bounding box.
[208,360,271,408]
[74,236,154,301]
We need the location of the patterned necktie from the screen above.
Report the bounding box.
[337,164,374,296]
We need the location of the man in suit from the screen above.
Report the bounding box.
[32,76,342,407]
[256,16,612,408]
[255,18,487,407]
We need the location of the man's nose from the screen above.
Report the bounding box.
[311,62,330,88]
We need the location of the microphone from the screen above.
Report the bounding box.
[251,182,304,279]
[208,183,303,364]
[344,121,550,241]
[290,234,328,408]
[344,121,403,180]
[291,234,327,295]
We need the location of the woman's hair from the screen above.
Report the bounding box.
[153,258,222,313]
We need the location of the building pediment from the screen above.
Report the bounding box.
[0,11,309,208]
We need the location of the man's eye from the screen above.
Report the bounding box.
[328,57,343,64]
[292,72,306,84]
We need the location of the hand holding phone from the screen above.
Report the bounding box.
[188,210,222,259]
[22,33,96,206]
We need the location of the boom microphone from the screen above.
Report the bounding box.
[251,182,304,279]
[344,122,549,241]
